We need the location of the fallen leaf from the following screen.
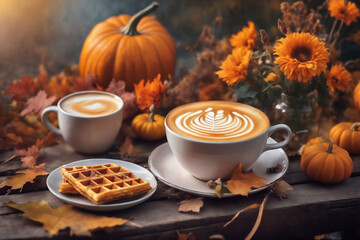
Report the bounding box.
[178,197,204,213]
[15,145,41,168]
[6,132,23,143]
[20,90,56,116]
[245,194,269,240]
[177,231,196,240]
[223,203,260,227]
[2,76,38,101]
[73,73,99,91]
[106,79,138,119]
[46,75,72,100]
[214,184,230,198]
[6,200,127,236]
[270,180,293,200]
[35,132,57,148]
[119,136,142,156]
[0,168,48,191]
[227,163,267,196]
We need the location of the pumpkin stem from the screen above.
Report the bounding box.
[120,2,159,36]
[351,122,360,131]
[326,137,334,154]
[149,104,155,122]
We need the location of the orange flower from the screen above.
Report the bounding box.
[326,64,352,92]
[264,72,280,82]
[134,74,166,111]
[274,32,329,83]
[230,21,257,49]
[328,0,360,26]
[216,47,253,86]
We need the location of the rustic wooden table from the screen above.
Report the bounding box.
[1,135,360,240]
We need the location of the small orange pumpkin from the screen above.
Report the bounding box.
[329,122,360,155]
[354,82,360,112]
[301,139,353,184]
[79,2,176,91]
[131,109,165,141]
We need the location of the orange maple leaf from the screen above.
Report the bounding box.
[6,200,127,236]
[46,75,73,100]
[15,145,41,169]
[227,163,267,196]
[2,76,38,101]
[0,167,48,191]
[20,90,56,116]
[134,74,166,111]
[119,136,141,156]
[35,132,56,148]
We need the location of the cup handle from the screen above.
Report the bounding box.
[263,124,291,151]
[41,106,62,135]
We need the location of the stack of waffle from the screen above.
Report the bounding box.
[59,163,152,204]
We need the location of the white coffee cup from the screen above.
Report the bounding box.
[41,91,123,154]
[165,101,291,181]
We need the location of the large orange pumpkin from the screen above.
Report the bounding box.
[79,2,176,91]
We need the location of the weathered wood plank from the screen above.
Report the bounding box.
[1,176,360,239]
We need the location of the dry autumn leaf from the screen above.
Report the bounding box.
[177,231,196,240]
[73,73,100,91]
[6,200,127,236]
[106,79,137,120]
[227,163,267,196]
[178,197,204,213]
[0,167,48,191]
[119,136,142,156]
[20,90,56,116]
[15,145,41,168]
[2,76,38,101]
[270,180,293,200]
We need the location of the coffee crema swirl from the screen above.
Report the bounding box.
[166,101,269,142]
[61,93,122,117]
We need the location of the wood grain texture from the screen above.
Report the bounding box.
[0,137,360,239]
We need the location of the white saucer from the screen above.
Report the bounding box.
[47,159,157,211]
[148,139,288,198]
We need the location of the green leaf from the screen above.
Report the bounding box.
[215,185,231,198]
[234,84,259,99]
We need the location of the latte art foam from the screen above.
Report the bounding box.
[175,108,254,140]
[166,101,269,142]
[61,93,122,117]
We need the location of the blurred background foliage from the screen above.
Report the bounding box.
[0,0,358,95]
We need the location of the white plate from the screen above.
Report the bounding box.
[148,139,288,198]
[47,159,157,211]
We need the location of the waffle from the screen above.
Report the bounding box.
[59,178,78,194]
[60,163,152,204]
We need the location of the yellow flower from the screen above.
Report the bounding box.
[216,47,253,86]
[274,32,330,83]
[230,22,257,49]
[328,0,360,26]
[264,72,280,82]
[326,64,352,92]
